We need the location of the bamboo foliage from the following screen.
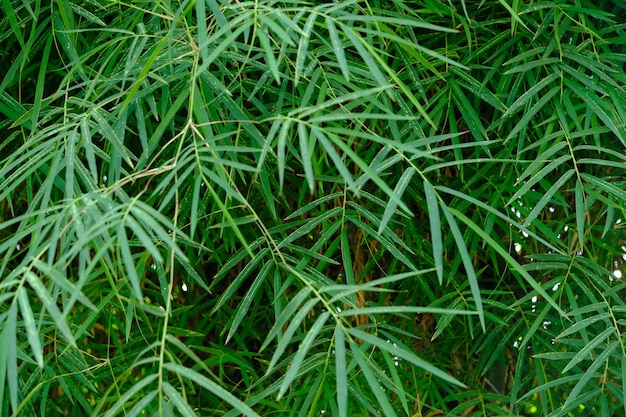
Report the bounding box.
[0,0,625,416]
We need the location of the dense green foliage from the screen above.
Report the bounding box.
[1,0,626,415]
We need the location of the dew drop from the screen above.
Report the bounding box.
[182,283,188,292]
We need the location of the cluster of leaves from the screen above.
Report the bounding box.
[0,0,625,416]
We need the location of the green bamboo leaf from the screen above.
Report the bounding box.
[338,306,477,317]
[226,262,273,343]
[277,118,292,190]
[334,325,348,417]
[130,201,189,259]
[504,57,561,75]
[68,2,106,26]
[507,154,571,205]
[266,298,320,372]
[196,0,208,63]
[574,180,585,251]
[533,352,576,361]
[162,382,196,417]
[91,109,134,169]
[190,173,201,241]
[518,374,582,402]
[448,209,567,318]
[562,327,615,374]
[258,13,295,48]
[500,73,560,120]
[439,202,485,330]
[280,207,343,249]
[295,12,317,84]
[563,341,619,408]
[424,181,443,285]
[378,168,414,234]
[449,78,489,142]
[350,328,466,387]
[207,0,232,36]
[581,173,626,202]
[17,287,43,369]
[1,0,25,48]
[622,360,626,417]
[200,165,246,203]
[117,225,143,301]
[31,260,96,311]
[516,141,567,184]
[298,122,315,193]
[450,67,506,112]
[52,12,86,81]
[324,272,421,302]
[125,215,163,265]
[285,192,343,220]
[326,17,350,81]
[6,301,18,413]
[1,91,31,129]
[567,80,626,146]
[277,311,330,399]
[31,35,53,130]
[348,217,414,268]
[0,310,7,413]
[256,28,281,85]
[261,287,312,352]
[311,127,355,189]
[213,248,269,313]
[163,363,260,417]
[349,339,398,417]
[342,26,389,88]
[505,86,560,142]
[340,228,357,305]
[556,313,611,339]
[294,86,389,119]
[102,374,158,417]
[321,129,411,213]
[522,169,575,227]
[24,272,76,348]
[125,390,158,417]
[565,302,607,317]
